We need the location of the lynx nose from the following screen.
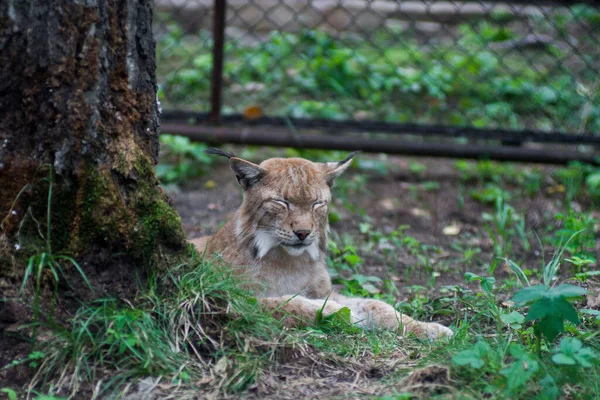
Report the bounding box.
[294,230,311,241]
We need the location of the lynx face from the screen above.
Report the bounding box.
[229,153,355,260]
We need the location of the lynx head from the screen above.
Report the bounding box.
[208,149,356,260]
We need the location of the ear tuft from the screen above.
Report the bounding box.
[336,151,359,167]
[230,158,268,189]
[205,147,236,159]
[324,151,358,187]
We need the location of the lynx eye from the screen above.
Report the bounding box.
[271,199,289,209]
[313,201,326,210]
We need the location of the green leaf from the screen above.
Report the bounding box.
[586,173,600,192]
[246,297,258,305]
[452,350,484,369]
[552,297,580,325]
[322,307,351,325]
[511,285,547,305]
[539,314,564,342]
[552,353,576,365]
[573,348,598,368]
[534,86,558,104]
[538,375,560,400]
[1,388,17,400]
[474,340,491,357]
[550,284,587,298]
[501,311,525,329]
[558,337,582,355]
[581,309,600,320]
[503,258,530,287]
[575,270,600,281]
[481,277,496,294]
[502,353,539,394]
[464,273,495,293]
[359,222,371,234]
[344,254,362,267]
[573,353,594,368]
[525,297,551,321]
[464,272,480,283]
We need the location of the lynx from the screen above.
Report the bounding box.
[190,149,452,340]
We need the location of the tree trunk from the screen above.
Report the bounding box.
[0,0,185,312]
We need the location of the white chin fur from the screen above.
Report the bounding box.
[254,230,279,259]
[282,240,320,261]
[254,230,320,261]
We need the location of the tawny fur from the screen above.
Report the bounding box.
[190,153,452,340]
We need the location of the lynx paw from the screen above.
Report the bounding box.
[424,322,453,341]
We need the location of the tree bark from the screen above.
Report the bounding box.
[0,0,185,303]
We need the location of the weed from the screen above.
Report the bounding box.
[471,184,511,204]
[156,135,215,183]
[482,197,529,269]
[408,161,427,176]
[551,337,598,367]
[508,235,588,354]
[553,162,600,204]
[0,388,17,400]
[566,255,596,275]
[554,211,598,257]
[18,170,93,341]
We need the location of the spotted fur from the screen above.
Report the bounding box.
[189,152,452,340]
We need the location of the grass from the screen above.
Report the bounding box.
[4,6,600,399]
[4,155,600,399]
[12,168,94,341]
[17,254,437,399]
[7,27,600,390]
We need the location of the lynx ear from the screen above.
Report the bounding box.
[323,151,357,187]
[230,157,268,189]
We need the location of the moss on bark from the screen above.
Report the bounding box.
[0,0,186,282]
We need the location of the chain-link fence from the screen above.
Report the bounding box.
[154,1,600,161]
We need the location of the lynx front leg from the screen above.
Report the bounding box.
[330,293,452,340]
[259,295,357,328]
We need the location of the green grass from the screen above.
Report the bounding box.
[6,156,600,399]
[156,135,215,184]
[9,247,600,399]
[18,253,440,398]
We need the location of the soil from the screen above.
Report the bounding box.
[172,154,597,299]
[3,152,598,396]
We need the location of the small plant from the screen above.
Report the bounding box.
[452,339,492,369]
[2,351,46,371]
[315,299,358,333]
[551,337,598,367]
[482,197,527,268]
[553,163,586,204]
[18,169,93,340]
[327,241,364,274]
[509,235,588,354]
[464,272,503,329]
[0,388,17,400]
[565,255,596,275]
[574,269,600,283]
[471,184,511,204]
[334,273,384,297]
[409,161,427,176]
[554,211,598,256]
[512,283,585,353]
[157,135,215,183]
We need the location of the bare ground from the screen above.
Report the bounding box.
[3,153,599,398]
[172,154,596,299]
